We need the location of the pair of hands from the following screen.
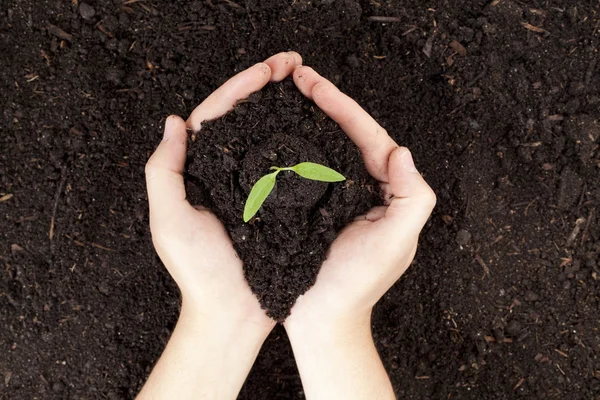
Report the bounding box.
[143,52,435,398]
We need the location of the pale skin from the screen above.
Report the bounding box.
[137,52,436,400]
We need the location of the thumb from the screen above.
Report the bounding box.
[378,147,436,239]
[145,115,190,226]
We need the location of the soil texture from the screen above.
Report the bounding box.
[1,0,600,399]
[187,80,378,321]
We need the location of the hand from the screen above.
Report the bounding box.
[286,65,436,325]
[139,52,302,400]
[145,51,302,329]
[283,66,436,400]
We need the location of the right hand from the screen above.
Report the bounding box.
[145,52,303,333]
[285,66,437,328]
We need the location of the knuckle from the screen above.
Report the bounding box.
[420,187,437,210]
[364,127,386,153]
[254,62,271,78]
[312,81,337,107]
[312,81,333,96]
[144,160,158,176]
[377,125,389,138]
[287,51,302,64]
[282,53,295,66]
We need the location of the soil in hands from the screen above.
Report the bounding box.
[186,80,380,321]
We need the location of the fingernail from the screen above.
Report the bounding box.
[162,116,174,142]
[400,150,419,173]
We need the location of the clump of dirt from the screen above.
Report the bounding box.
[187,80,380,321]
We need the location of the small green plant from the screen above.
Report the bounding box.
[243,162,346,222]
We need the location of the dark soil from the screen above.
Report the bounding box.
[187,81,379,321]
[1,0,600,399]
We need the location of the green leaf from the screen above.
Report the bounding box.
[291,162,346,182]
[243,172,278,222]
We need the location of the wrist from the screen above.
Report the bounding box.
[179,300,274,344]
[284,290,372,337]
[284,306,372,347]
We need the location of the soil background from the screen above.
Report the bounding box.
[1,0,600,399]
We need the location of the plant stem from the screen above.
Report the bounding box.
[269,166,293,173]
[278,167,294,172]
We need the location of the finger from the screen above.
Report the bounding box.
[145,115,190,224]
[187,62,272,131]
[293,66,398,182]
[293,66,328,99]
[377,147,436,238]
[264,51,302,82]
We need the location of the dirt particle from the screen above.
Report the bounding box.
[557,167,583,210]
[524,291,539,302]
[346,54,360,68]
[79,3,96,20]
[506,320,522,335]
[449,40,467,57]
[455,229,472,246]
[97,281,110,296]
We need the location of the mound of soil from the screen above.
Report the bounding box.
[187,80,379,321]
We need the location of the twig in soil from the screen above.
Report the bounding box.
[559,257,572,268]
[524,198,538,216]
[475,254,490,279]
[222,0,244,9]
[47,24,73,42]
[467,71,485,87]
[580,209,594,246]
[49,170,67,241]
[422,30,435,58]
[0,194,13,202]
[585,56,597,85]
[448,102,468,115]
[402,26,418,36]
[4,371,12,386]
[521,22,547,34]
[90,243,114,251]
[520,141,542,148]
[565,218,585,247]
[96,23,115,38]
[368,16,402,22]
[244,0,256,30]
[554,349,569,358]
[513,378,525,391]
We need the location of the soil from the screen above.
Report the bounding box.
[1,0,600,399]
[187,81,379,321]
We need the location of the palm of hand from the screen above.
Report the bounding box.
[290,216,417,321]
[152,205,268,325]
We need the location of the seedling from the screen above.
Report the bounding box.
[243,162,346,222]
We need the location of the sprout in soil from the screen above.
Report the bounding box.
[243,162,346,222]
